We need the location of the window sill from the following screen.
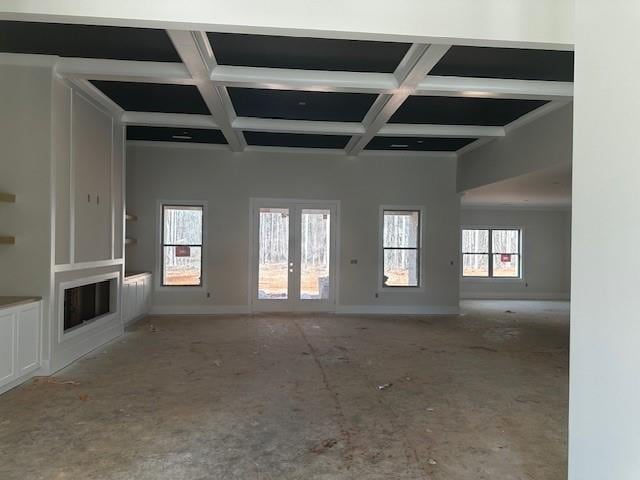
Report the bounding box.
[378,286,425,294]
[461,277,524,284]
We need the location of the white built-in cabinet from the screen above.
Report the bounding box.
[122,274,152,325]
[0,300,41,394]
[72,92,113,263]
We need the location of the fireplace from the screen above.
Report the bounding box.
[63,280,112,331]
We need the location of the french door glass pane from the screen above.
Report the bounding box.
[384,249,419,286]
[463,253,489,277]
[163,246,202,285]
[493,253,520,277]
[300,209,331,299]
[258,208,289,299]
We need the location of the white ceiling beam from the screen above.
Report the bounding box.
[166,29,246,151]
[121,112,218,129]
[347,43,452,155]
[233,117,364,136]
[379,124,505,138]
[416,75,573,100]
[56,58,194,84]
[211,65,396,93]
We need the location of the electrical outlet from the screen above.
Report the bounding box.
[350,259,358,265]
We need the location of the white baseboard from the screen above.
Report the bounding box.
[461,291,570,301]
[150,305,251,315]
[150,304,460,316]
[336,305,460,315]
[0,367,42,396]
[50,321,124,373]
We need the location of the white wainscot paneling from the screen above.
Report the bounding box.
[0,300,42,394]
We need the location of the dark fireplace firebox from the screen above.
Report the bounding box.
[64,280,111,331]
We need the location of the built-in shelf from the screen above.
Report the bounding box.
[0,236,16,245]
[125,238,137,245]
[125,213,137,221]
[0,193,16,203]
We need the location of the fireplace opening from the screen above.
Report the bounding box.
[64,280,112,331]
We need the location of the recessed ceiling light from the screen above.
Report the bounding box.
[391,144,409,148]
[298,101,307,106]
[417,140,424,144]
[172,135,192,140]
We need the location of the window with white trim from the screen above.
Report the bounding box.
[161,204,204,286]
[462,228,521,278]
[382,209,421,287]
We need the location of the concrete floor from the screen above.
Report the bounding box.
[0,301,569,480]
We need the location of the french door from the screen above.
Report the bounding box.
[251,199,338,311]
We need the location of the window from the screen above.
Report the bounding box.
[462,228,521,278]
[161,205,204,286]
[382,209,421,287]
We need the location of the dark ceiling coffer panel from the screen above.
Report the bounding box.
[0,21,181,62]
[207,32,411,73]
[430,46,574,82]
[228,88,377,122]
[91,81,210,115]
[244,131,351,149]
[390,96,548,127]
[365,136,477,152]
[127,126,228,144]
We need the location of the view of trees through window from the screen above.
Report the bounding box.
[162,205,203,286]
[462,228,520,278]
[383,210,420,287]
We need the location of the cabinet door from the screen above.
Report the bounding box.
[143,276,152,313]
[17,305,40,374]
[135,280,143,318]
[0,312,16,384]
[122,282,131,324]
[72,92,113,263]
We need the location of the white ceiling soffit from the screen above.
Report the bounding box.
[461,162,572,209]
[0,0,575,48]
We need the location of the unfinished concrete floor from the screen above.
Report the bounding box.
[0,301,569,480]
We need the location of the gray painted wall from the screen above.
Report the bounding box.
[125,145,461,313]
[460,208,571,300]
[457,104,573,192]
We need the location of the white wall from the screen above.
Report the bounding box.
[0,62,53,299]
[0,0,574,48]
[125,144,461,314]
[0,60,54,367]
[569,3,640,479]
[460,208,571,300]
[458,104,573,192]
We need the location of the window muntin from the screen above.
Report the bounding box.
[161,205,204,286]
[382,210,421,287]
[462,228,521,278]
